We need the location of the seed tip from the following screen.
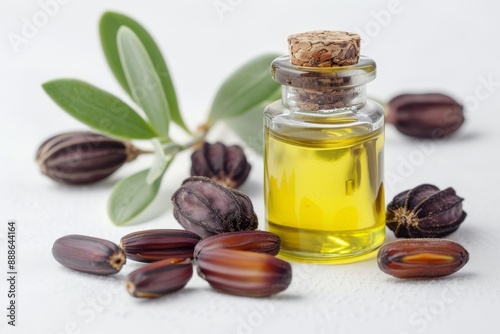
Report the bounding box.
[109,251,126,271]
[125,279,136,296]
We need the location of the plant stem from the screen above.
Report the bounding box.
[179,130,207,151]
[126,143,154,162]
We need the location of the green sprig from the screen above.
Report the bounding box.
[42,79,158,140]
[208,53,280,126]
[117,26,172,140]
[108,169,165,225]
[99,11,189,133]
[42,11,280,225]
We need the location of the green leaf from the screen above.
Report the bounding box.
[42,79,158,139]
[108,169,163,225]
[117,26,171,139]
[224,86,280,155]
[146,139,174,185]
[99,12,190,133]
[208,53,280,125]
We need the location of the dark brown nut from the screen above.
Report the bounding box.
[125,258,193,298]
[386,93,465,139]
[197,248,292,297]
[172,176,258,238]
[36,131,142,184]
[377,239,469,279]
[194,231,280,259]
[120,229,201,263]
[191,141,251,188]
[386,184,466,238]
[52,235,126,275]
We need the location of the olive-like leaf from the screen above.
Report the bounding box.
[117,26,170,139]
[99,11,190,133]
[42,79,158,140]
[208,53,280,125]
[108,169,163,225]
[224,87,281,154]
[146,139,174,185]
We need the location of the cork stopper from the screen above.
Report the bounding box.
[288,31,360,67]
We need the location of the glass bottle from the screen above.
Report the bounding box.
[264,54,385,263]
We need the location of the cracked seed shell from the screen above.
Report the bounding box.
[191,141,251,188]
[172,176,258,238]
[386,184,466,238]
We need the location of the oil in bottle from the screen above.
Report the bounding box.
[264,31,385,263]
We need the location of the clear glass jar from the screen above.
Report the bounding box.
[264,55,385,263]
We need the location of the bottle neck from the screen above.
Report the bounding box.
[271,55,376,114]
[282,85,367,112]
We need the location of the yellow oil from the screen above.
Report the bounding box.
[264,125,385,263]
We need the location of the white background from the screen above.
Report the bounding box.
[1,0,500,333]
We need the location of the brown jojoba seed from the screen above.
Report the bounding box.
[193,231,280,259]
[197,248,292,297]
[191,141,251,188]
[386,184,466,238]
[386,93,465,139]
[52,235,126,275]
[171,176,258,238]
[120,229,201,262]
[36,131,142,184]
[125,258,193,298]
[377,239,469,279]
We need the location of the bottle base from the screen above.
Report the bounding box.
[268,221,386,264]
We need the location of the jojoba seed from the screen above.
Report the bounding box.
[36,131,141,184]
[197,248,292,297]
[52,234,126,275]
[377,239,469,279]
[125,258,193,298]
[191,141,251,188]
[194,231,281,259]
[172,176,258,238]
[386,93,465,139]
[120,229,201,262]
[386,184,466,238]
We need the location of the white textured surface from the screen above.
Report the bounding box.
[1,0,500,333]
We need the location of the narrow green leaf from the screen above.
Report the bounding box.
[225,87,280,154]
[99,12,190,133]
[208,53,281,125]
[146,139,173,185]
[225,101,267,155]
[117,26,171,139]
[108,169,163,225]
[42,79,158,139]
